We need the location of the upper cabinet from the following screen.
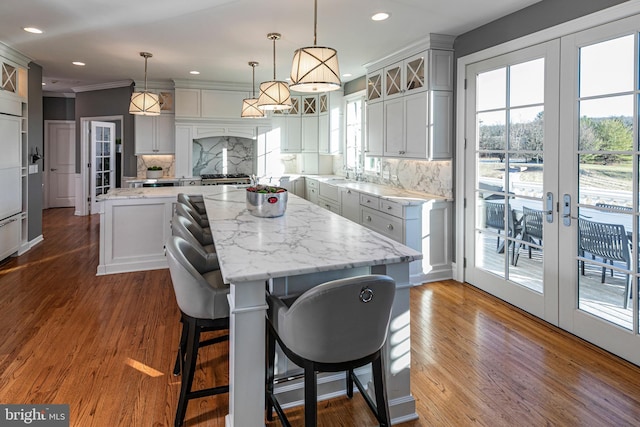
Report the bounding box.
[175,88,250,119]
[134,89,175,154]
[277,91,343,155]
[365,34,454,160]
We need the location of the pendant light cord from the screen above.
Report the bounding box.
[313,0,317,46]
[272,37,276,80]
[144,56,148,91]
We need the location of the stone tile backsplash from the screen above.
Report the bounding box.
[136,155,175,178]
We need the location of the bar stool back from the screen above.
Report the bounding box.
[176,200,209,229]
[175,203,213,245]
[166,236,230,427]
[177,193,207,216]
[266,274,396,426]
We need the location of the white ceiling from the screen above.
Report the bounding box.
[0,0,542,93]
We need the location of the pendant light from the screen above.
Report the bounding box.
[290,0,341,93]
[241,62,265,118]
[129,52,161,116]
[257,33,292,111]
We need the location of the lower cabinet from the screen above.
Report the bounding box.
[305,181,453,283]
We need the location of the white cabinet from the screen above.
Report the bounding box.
[305,178,318,204]
[357,191,453,283]
[301,95,318,153]
[339,187,361,223]
[365,41,454,160]
[277,96,301,153]
[280,176,305,198]
[318,92,343,154]
[366,101,384,157]
[175,88,249,119]
[317,181,340,213]
[134,114,175,154]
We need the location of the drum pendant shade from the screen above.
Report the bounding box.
[129,52,161,116]
[289,0,341,93]
[257,33,292,111]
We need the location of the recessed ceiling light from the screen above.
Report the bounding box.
[371,12,390,21]
[23,27,43,34]
[342,73,352,78]
[72,61,85,66]
[189,70,200,75]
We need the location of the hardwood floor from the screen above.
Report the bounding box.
[1,207,640,426]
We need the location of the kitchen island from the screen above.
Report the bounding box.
[200,186,421,426]
[97,185,422,425]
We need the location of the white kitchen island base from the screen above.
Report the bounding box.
[202,188,421,426]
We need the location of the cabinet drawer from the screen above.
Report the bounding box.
[360,194,380,209]
[0,215,20,261]
[306,179,318,189]
[317,197,340,214]
[361,207,404,243]
[379,199,404,218]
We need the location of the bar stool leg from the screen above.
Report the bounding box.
[175,317,200,427]
[303,362,317,427]
[173,315,188,376]
[372,356,391,427]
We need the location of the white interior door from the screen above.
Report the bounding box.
[464,40,560,324]
[45,121,76,208]
[90,121,115,215]
[558,15,640,365]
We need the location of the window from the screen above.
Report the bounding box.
[344,94,364,173]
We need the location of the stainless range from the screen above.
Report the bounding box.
[200,173,252,186]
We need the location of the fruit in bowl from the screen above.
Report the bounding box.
[246,186,288,217]
[246,185,287,194]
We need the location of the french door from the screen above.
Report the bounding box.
[558,16,640,364]
[465,40,560,324]
[465,15,640,365]
[90,121,115,214]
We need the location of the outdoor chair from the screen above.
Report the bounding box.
[578,218,631,309]
[514,206,543,266]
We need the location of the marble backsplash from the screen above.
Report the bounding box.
[334,155,453,199]
[136,155,175,178]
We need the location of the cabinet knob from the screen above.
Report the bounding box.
[366,216,372,222]
[387,224,394,230]
[387,206,392,210]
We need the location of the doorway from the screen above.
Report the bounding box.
[44,120,76,208]
[461,14,640,365]
[79,116,123,216]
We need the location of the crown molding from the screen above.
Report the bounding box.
[43,91,76,98]
[363,33,455,71]
[72,79,133,93]
[173,79,252,92]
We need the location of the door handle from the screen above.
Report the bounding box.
[546,192,553,223]
[562,194,571,226]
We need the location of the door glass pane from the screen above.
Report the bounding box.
[579,95,633,151]
[509,106,544,151]
[475,58,546,294]
[478,111,506,150]
[579,34,634,97]
[477,68,506,111]
[577,33,636,330]
[510,58,544,107]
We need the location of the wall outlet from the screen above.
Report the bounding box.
[29,164,38,174]
[382,170,390,180]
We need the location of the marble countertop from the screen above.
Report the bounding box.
[305,175,450,205]
[99,176,450,206]
[200,186,422,284]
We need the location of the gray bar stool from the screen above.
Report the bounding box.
[266,275,395,427]
[170,214,219,376]
[171,214,217,263]
[166,236,230,427]
[175,203,213,245]
[177,193,207,216]
[176,200,209,229]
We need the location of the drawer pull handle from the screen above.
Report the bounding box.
[0,218,18,228]
[366,216,372,222]
[387,206,392,210]
[387,224,394,230]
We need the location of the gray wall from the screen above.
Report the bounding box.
[454,0,629,58]
[28,62,43,240]
[74,85,136,176]
[43,97,75,121]
[344,75,365,96]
